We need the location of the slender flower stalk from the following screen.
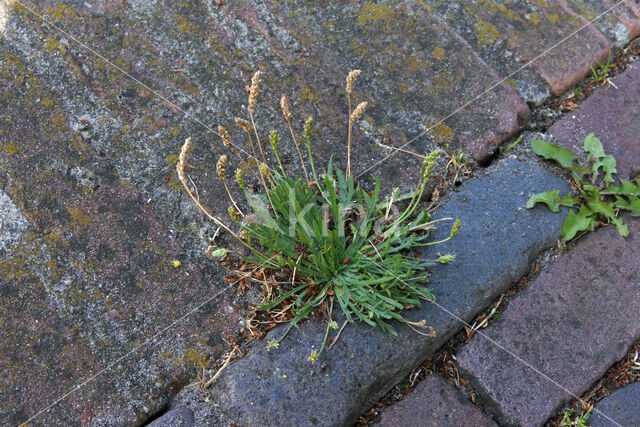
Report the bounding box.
[247,71,271,169]
[236,117,276,212]
[177,137,252,251]
[281,95,310,185]
[345,69,361,176]
[217,155,244,218]
[304,117,320,188]
[218,124,259,182]
[269,130,287,177]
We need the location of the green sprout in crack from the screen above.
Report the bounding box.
[591,51,616,86]
[177,71,461,362]
[560,407,592,427]
[526,134,640,241]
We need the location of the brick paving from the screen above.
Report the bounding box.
[590,382,640,426]
[565,0,640,46]
[433,0,611,103]
[0,0,638,425]
[550,62,640,181]
[376,375,497,427]
[457,218,640,425]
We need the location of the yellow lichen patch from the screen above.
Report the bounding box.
[40,98,54,107]
[4,143,20,155]
[53,3,67,21]
[183,348,209,370]
[434,122,453,140]
[66,206,93,226]
[527,12,541,26]
[474,19,500,48]
[407,56,427,71]
[44,38,64,54]
[477,0,521,23]
[176,14,197,34]
[398,82,409,94]
[0,257,33,282]
[300,87,316,102]
[547,13,559,23]
[50,114,68,132]
[167,177,184,191]
[167,125,183,139]
[357,2,392,25]
[431,47,445,60]
[166,154,179,165]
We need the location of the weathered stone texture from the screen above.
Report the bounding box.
[590,382,640,427]
[457,218,640,426]
[549,63,640,181]
[565,0,640,46]
[376,375,497,427]
[432,0,611,102]
[0,11,243,424]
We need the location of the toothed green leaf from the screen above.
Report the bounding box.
[526,190,578,212]
[562,206,597,241]
[602,179,640,197]
[583,133,605,161]
[530,139,578,168]
[601,155,617,185]
[530,139,590,179]
[610,217,629,237]
[613,195,640,216]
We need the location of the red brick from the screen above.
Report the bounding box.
[457,218,640,425]
[549,63,640,181]
[434,0,611,100]
[377,376,497,427]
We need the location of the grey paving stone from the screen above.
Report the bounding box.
[457,218,640,426]
[590,382,640,427]
[432,0,611,103]
[0,189,29,258]
[174,158,570,426]
[0,24,244,426]
[564,0,640,47]
[549,63,640,181]
[376,375,497,427]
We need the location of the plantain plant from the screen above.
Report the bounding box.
[177,71,460,361]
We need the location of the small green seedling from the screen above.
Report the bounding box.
[527,134,640,241]
[591,52,615,85]
[560,408,592,427]
[499,134,523,154]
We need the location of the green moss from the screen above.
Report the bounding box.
[182,348,209,370]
